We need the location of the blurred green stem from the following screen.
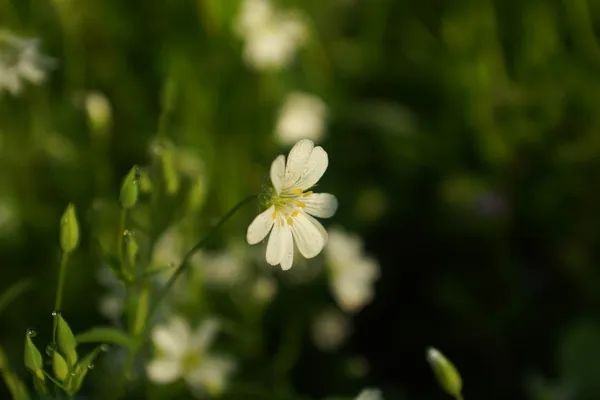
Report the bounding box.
[146,194,256,321]
[117,209,130,279]
[52,251,70,342]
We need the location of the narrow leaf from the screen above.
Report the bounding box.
[0,280,32,316]
[75,327,135,348]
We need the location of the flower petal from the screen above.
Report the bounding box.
[266,216,288,265]
[285,139,314,187]
[296,146,329,190]
[270,155,286,194]
[185,355,236,396]
[146,359,182,384]
[247,205,275,245]
[190,318,220,350]
[290,211,326,258]
[303,193,338,218]
[279,225,294,270]
[152,316,191,357]
[304,212,328,246]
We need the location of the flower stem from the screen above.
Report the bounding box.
[52,251,70,342]
[117,209,128,276]
[147,194,256,321]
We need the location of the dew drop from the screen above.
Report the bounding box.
[87,364,95,370]
[26,328,36,337]
[70,371,77,376]
[45,344,56,357]
[52,309,62,317]
[100,344,110,352]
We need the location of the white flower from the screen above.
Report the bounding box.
[246,139,338,270]
[356,388,383,400]
[325,227,380,313]
[85,92,112,135]
[311,308,350,351]
[235,0,307,70]
[191,250,248,288]
[0,33,52,95]
[276,92,327,145]
[147,317,235,397]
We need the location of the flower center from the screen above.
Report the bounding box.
[181,351,203,374]
[269,188,312,225]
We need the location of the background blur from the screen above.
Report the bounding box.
[2,0,600,399]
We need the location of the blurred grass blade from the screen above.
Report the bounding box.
[75,327,135,348]
[0,279,33,316]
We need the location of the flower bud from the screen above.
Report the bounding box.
[52,350,69,382]
[427,347,463,399]
[56,315,78,367]
[24,333,43,374]
[119,166,140,209]
[60,203,79,253]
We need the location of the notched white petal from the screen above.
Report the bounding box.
[303,193,338,218]
[290,211,325,258]
[297,146,328,190]
[270,155,286,194]
[285,139,314,186]
[247,205,275,244]
[279,225,294,270]
[266,217,287,265]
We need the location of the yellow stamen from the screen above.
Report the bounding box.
[287,217,293,225]
[292,210,299,217]
[296,202,305,208]
[292,188,303,195]
[302,191,313,197]
[272,211,277,219]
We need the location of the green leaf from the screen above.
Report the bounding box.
[75,327,135,348]
[0,279,33,317]
[60,203,79,253]
[67,345,104,393]
[2,371,31,400]
[56,315,78,367]
[23,333,43,373]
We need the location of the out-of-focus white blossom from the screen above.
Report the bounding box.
[311,308,350,351]
[356,388,384,400]
[276,92,327,145]
[325,227,380,313]
[147,316,235,397]
[235,0,308,70]
[152,228,184,270]
[96,265,126,322]
[246,139,338,270]
[251,275,278,303]
[0,32,52,95]
[191,250,248,288]
[85,92,112,136]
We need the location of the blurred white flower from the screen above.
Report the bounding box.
[251,275,277,303]
[311,308,350,351]
[191,250,248,288]
[276,92,327,145]
[356,388,384,400]
[325,227,380,313]
[0,33,52,95]
[246,139,338,270]
[96,265,125,322]
[147,317,235,397]
[235,0,307,70]
[85,92,112,136]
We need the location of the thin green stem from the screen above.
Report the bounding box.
[41,370,70,395]
[147,194,256,322]
[117,209,127,267]
[52,251,70,342]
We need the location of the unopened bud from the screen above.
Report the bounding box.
[119,166,140,209]
[427,347,463,399]
[60,203,79,253]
